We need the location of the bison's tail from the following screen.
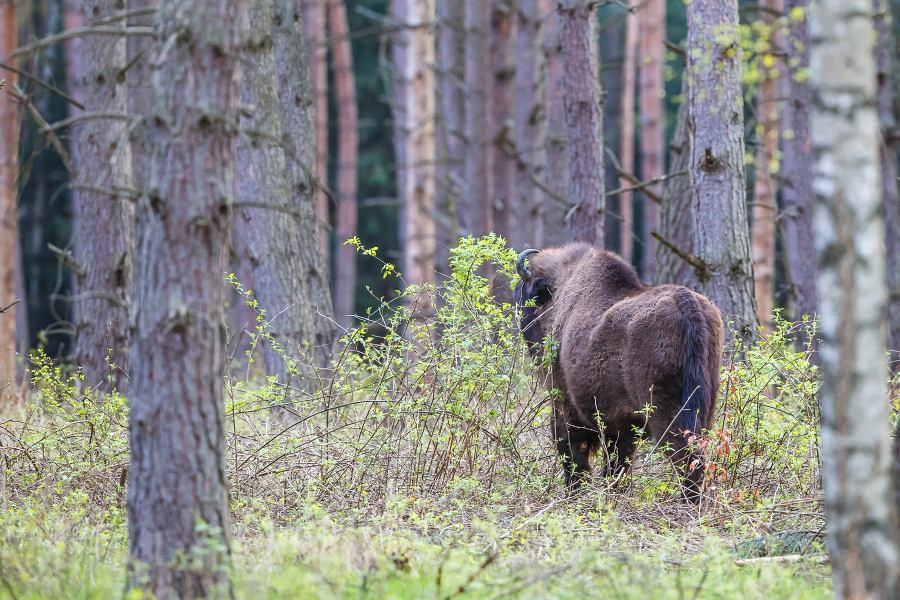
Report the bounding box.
[674,290,717,439]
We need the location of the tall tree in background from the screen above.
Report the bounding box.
[127,0,246,595]
[874,0,900,367]
[638,0,664,279]
[274,0,337,368]
[618,4,637,263]
[558,0,605,246]
[490,0,515,248]
[302,0,330,251]
[811,1,900,596]
[781,0,817,348]
[750,0,782,334]
[512,0,545,251]
[236,0,316,386]
[70,0,134,393]
[685,0,758,340]
[461,0,493,238]
[541,0,567,247]
[328,0,358,329]
[0,0,19,389]
[392,0,437,287]
[436,0,465,272]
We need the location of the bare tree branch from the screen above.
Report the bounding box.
[0,61,85,109]
[40,111,132,133]
[12,26,154,59]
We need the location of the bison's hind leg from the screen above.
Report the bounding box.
[553,413,601,490]
[601,420,641,480]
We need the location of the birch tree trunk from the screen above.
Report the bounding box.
[811,1,900,597]
[750,0,782,335]
[558,0,604,246]
[512,0,545,250]
[490,0,515,248]
[874,0,900,367]
[685,0,758,341]
[781,0,817,348]
[436,0,465,273]
[393,0,437,288]
[127,0,246,595]
[618,5,637,263]
[328,0,358,330]
[0,0,19,390]
[638,0,664,280]
[236,0,316,388]
[461,0,493,238]
[541,0,567,247]
[274,0,337,369]
[302,0,330,252]
[71,0,134,394]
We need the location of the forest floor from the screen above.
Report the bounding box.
[0,241,842,599]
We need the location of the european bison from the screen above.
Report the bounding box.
[514,244,724,501]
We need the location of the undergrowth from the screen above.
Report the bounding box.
[0,236,839,598]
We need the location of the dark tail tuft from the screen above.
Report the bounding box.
[675,291,715,438]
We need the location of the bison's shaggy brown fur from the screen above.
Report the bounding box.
[515,243,724,501]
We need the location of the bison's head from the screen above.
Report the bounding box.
[514,249,553,354]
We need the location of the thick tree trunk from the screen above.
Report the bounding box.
[71,0,134,394]
[490,0,515,249]
[811,1,900,596]
[541,0,567,247]
[393,0,437,288]
[127,0,246,596]
[600,11,623,253]
[685,0,758,342]
[236,0,316,387]
[302,0,330,252]
[638,0,664,280]
[781,0,817,348]
[874,0,900,367]
[558,0,604,246]
[512,0,545,251]
[656,86,694,288]
[436,0,465,271]
[274,0,337,369]
[751,0,782,335]
[328,0,358,330]
[461,0,493,238]
[618,6,637,263]
[127,0,155,190]
[0,0,19,389]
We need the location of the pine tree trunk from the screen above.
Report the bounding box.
[685,0,758,342]
[656,83,694,288]
[328,0,358,330]
[638,0,665,280]
[750,0,782,334]
[781,0,818,348]
[302,0,330,252]
[874,0,900,367]
[600,11,623,253]
[558,0,604,246]
[436,0,465,271]
[71,0,134,394]
[618,6,637,263]
[274,0,337,369]
[512,0,545,250]
[461,0,493,238]
[0,0,20,390]
[541,0,567,247]
[236,0,316,388]
[127,0,155,190]
[127,0,246,596]
[393,0,437,288]
[811,1,900,596]
[490,0,515,248]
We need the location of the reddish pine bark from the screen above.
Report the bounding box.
[0,0,19,390]
[71,0,135,393]
[618,7,638,263]
[328,0,358,330]
[302,0,330,252]
[557,0,604,246]
[638,0,665,279]
[127,0,247,596]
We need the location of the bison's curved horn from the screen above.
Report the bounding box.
[516,249,540,281]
